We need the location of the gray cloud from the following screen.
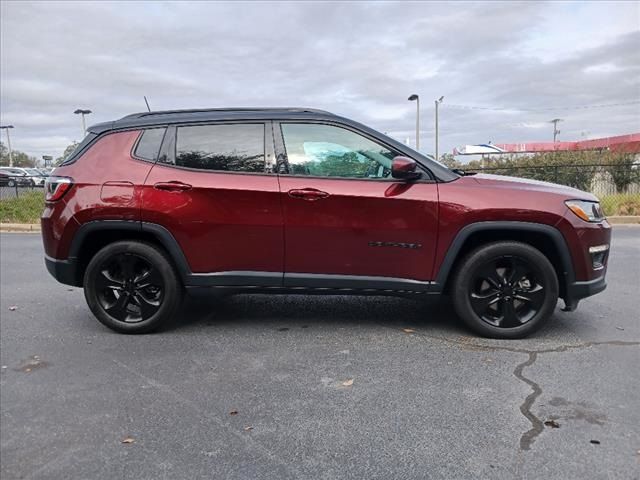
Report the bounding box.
[1,0,638,160]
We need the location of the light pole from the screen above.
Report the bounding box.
[408,94,420,150]
[0,125,15,167]
[74,109,92,137]
[550,118,563,143]
[434,96,444,162]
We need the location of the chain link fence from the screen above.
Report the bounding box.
[464,162,640,216]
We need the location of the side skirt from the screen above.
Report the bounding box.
[185,271,434,296]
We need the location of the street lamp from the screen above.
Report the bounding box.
[550,118,563,143]
[74,109,92,137]
[408,94,420,150]
[0,125,15,167]
[435,96,444,162]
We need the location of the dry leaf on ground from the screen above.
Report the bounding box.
[544,420,560,428]
[342,379,354,387]
[229,410,239,415]
[402,328,416,334]
[121,437,135,444]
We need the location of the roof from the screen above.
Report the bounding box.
[88,107,339,134]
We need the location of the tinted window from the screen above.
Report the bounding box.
[174,124,265,172]
[134,128,166,161]
[281,123,401,179]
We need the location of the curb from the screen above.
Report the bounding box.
[2,216,639,233]
[0,223,41,232]
[607,216,640,224]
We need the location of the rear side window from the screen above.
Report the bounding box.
[134,128,166,161]
[173,124,265,173]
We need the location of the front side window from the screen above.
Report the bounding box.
[174,124,265,173]
[280,123,401,179]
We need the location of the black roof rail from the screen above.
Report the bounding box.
[119,107,333,120]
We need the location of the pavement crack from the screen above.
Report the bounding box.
[514,352,543,451]
[377,321,640,452]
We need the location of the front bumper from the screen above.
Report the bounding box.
[44,255,80,287]
[562,274,607,311]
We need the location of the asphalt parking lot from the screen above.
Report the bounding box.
[1,228,638,479]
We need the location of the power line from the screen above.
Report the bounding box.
[441,100,640,112]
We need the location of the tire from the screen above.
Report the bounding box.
[451,241,559,339]
[83,241,183,334]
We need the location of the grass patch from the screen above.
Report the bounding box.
[0,190,45,223]
[600,193,640,216]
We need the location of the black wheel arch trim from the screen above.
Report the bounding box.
[431,221,576,293]
[67,220,192,283]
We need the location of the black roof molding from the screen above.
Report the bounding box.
[122,107,333,120]
[87,107,338,135]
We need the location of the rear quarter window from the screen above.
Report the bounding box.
[134,128,167,161]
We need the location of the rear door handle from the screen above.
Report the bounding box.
[154,181,192,192]
[288,188,330,201]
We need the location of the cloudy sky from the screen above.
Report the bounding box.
[1,0,639,161]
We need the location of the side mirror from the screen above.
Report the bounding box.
[391,156,421,181]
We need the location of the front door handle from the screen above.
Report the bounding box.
[154,181,192,192]
[288,188,330,201]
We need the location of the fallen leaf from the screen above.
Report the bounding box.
[121,437,135,444]
[229,410,238,415]
[544,420,560,428]
[9,306,17,311]
[24,368,31,373]
[616,326,625,331]
[590,439,600,445]
[244,426,253,431]
[341,379,354,387]
[402,328,416,334]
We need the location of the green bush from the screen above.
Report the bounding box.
[0,190,45,223]
[600,193,640,216]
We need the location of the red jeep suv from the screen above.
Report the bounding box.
[41,108,611,338]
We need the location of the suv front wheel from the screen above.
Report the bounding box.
[83,241,183,333]
[452,241,559,339]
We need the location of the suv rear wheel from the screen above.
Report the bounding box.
[83,241,182,333]
[452,241,559,339]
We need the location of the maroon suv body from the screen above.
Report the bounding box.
[42,108,611,338]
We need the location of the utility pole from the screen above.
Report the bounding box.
[0,125,15,167]
[550,118,563,142]
[74,109,92,137]
[408,94,420,150]
[435,96,444,161]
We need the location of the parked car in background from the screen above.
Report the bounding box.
[0,170,13,186]
[0,167,36,187]
[41,108,611,338]
[23,168,47,186]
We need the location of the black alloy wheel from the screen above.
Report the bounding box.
[469,256,545,328]
[452,241,559,339]
[84,241,182,334]
[95,253,164,323]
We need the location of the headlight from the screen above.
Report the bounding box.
[565,200,605,222]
